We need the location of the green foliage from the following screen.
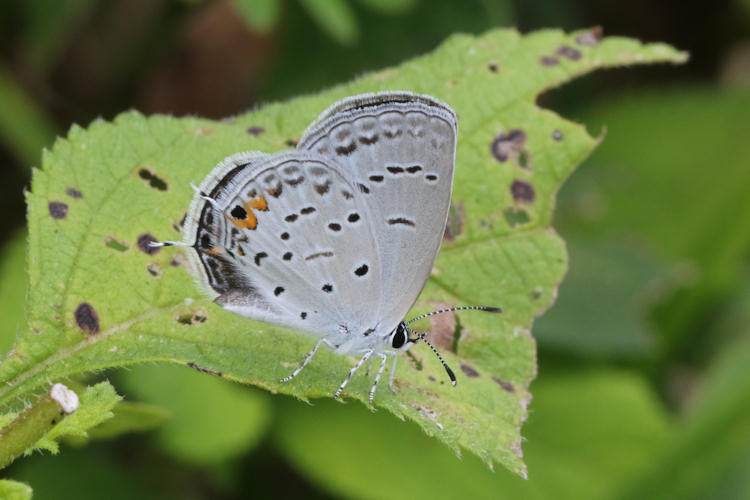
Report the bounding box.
[2,28,685,476]
[534,240,667,357]
[0,479,32,500]
[0,233,27,355]
[273,369,672,500]
[0,67,57,167]
[9,446,167,500]
[621,328,750,499]
[298,0,359,45]
[233,0,282,33]
[548,88,750,359]
[119,364,272,465]
[81,400,171,441]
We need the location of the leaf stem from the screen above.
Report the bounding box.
[0,383,78,469]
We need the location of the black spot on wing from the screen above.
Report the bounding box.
[254,252,268,266]
[387,217,415,227]
[354,264,369,277]
[231,205,247,219]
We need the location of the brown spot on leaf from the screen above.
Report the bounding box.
[284,138,298,147]
[443,203,465,241]
[246,126,265,136]
[557,45,582,60]
[428,308,457,351]
[137,233,160,255]
[187,362,222,376]
[540,56,559,66]
[65,187,83,199]
[576,27,603,46]
[48,202,68,219]
[138,168,168,191]
[552,129,564,141]
[460,364,480,378]
[487,61,500,73]
[75,303,100,335]
[511,180,535,203]
[490,129,526,163]
[193,127,214,136]
[492,376,515,392]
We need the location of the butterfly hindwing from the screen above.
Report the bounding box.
[297,92,458,329]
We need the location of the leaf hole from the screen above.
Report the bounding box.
[104,236,128,252]
[176,311,208,325]
[503,207,530,227]
[146,262,163,278]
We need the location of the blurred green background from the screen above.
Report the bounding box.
[1,0,750,498]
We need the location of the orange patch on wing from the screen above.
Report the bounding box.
[246,195,268,212]
[231,211,258,229]
[228,195,267,230]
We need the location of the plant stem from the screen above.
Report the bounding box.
[0,384,78,469]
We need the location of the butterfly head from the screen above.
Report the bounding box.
[395,305,504,387]
[388,322,416,352]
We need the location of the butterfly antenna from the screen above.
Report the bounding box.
[405,305,502,326]
[409,329,457,386]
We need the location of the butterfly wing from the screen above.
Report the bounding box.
[183,151,383,346]
[297,92,458,330]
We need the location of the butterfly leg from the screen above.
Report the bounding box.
[280,338,335,383]
[368,352,388,405]
[334,350,374,400]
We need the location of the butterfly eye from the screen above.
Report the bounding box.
[391,323,407,349]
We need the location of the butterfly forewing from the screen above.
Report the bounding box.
[297,92,458,329]
[185,151,383,343]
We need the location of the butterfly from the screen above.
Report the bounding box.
[155,92,501,403]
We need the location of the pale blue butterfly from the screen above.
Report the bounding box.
[155,92,501,403]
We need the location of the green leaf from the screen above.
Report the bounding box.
[298,0,359,45]
[0,479,32,500]
[6,28,686,476]
[118,364,272,465]
[34,382,121,453]
[273,369,672,500]
[232,0,281,33]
